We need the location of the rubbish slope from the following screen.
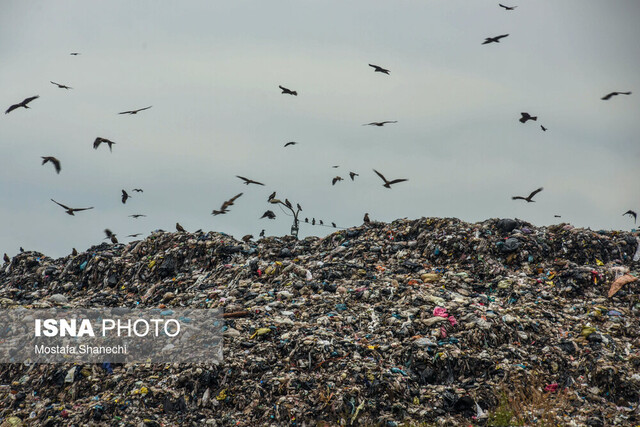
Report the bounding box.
[1,217,639,425]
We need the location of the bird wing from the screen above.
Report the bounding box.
[496,34,509,40]
[93,138,102,149]
[381,121,397,124]
[135,106,152,112]
[73,207,94,212]
[499,3,507,8]
[236,175,250,183]
[373,169,388,184]
[387,178,408,185]
[5,103,20,114]
[51,157,61,173]
[51,199,71,210]
[512,196,526,200]
[118,110,134,114]
[23,96,39,105]
[601,92,615,100]
[229,193,243,203]
[527,187,544,199]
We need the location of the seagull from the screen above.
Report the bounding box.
[3,253,9,263]
[236,176,265,186]
[482,34,509,45]
[118,106,152,115]
[50,81,72,89]
[41,156,61,174]
[104,229,118,244]
[519,112,537,123]
[623,210,637,223]
[129,214,146,218]
[373,169,408,188]
[498,4,517,10]
[51,199,94,215]
[121,190,130,204]
[364,213,370,224]
[261,210,276,219]
[349,172,359,181]
[601,91,632,101]
[132,189,143,193]
[512,187,544,202]
[212,193,243,215]
[363,121,397,127]
[5,95,39,114]
[368,64,390,75]
[332,176,343,185]
[279,85,297,96]
[93,137,116,152]
[541,125,547,131]
[176,223,186,232]
[284,141,297,147]
[127,233,142,238]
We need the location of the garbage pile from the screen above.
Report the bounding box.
[1,217,639,426]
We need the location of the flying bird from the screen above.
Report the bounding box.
[601,91,631,100]
[261,210,276,219]
[104,229,118,244]
[363,121,397,127]
[368,64,390,75]
[519,112,537,123]
[70,52,80,55]
[236,176,265,186]
[482,34,509,44]
[121,190,130,204]
[349,172,359,181]
[363,213,370,224]
[127,233,142,238]
[541,125,547,131]
[118,106,152,115]
[373,169,408,188]
[50,81,72,89]
[212,193,243,215]
[512,187,544,202]
[5,95,39,114]
[242,234,253,243]
[332,222,336,228]
[554,215,562,218]
[498,4,517,10]
[623,210,637,223]
[284,141,297,147]
[129,214,146,218]
[176,223,186,232]
[332,176,343,185]
[279,85,297,96]
[93,137,116,152]
[3,253,9,264]
[41,156,61,174]
[51,199,94,215]
[132,189,143,193]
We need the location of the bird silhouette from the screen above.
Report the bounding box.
[364,121,397,127]
[519,112,537,123]
[71,248,78,256]
[349,172,359,181]
[305,218,309,223]
[332,222,336,228]
[512,187,543,202]
[482,34,509,44]
[50,81,72,89]
[268,191,276,202]
[236,176,265,186]
[118,106,152,115]
[51,199,94,215]
[3,253,9,263]
[242,234,253,242]
[623,210,637,223]
[41,156,61,174]
[127,233,142,238]
[284,199,292,209]
[312,218,316,225]
[132,189,143,193]
[176,223,186,232]
[5,95,39,114]
[93,137,116,152]
[554,215,562,218]
[212,193,243,215]
[259,229,265,238]
[368,64,390,75]
[297,203,302,212]
[332,176,343,185]
[541,125,547,131]
[373,169,408,188]
[121,190,130,204]
[279,85,297,96]
[498,4,517,10]
[319,220,324,225]
[363,213,370,224]
[104,229,118,244]
[129,214,146,218]
[601,91,631,100]
[261,210,276,219]
[284,141,297,147]
[70,52,80,55]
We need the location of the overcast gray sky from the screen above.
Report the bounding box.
[2,1,639,258]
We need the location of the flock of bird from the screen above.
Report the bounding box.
[2,3,638,260]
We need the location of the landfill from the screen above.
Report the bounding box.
[0,217,639,426]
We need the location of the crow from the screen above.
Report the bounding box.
[71,248,78,256]
[363,213,370,224]
[349,172,359,181]
[305,218,309,223]
[601,91,631,100]
[259,229,265,238]
[212,193,243,215]
[498,4,517,10]
[50,81,72,89]
[284,141,297,147]
[236,176,265,186]
[519,112,537,123]
[41,156,61,174]
[368,64,390,75]
[332,222,336,228]
[319,220,324,225]
[176,223,186,232]
[623,210,637,223]
[118,106,152,115]
[70,52,80,55]
[312,218,316,225]
[104,229,118,244]
[268,191,276,202]
[121,190,130,204]
[5,95,39,114]
[482,34,509,44]
[261,210,276,219]
[373,169,408,188]
[363,121,397,127]
[129,214,146,218]
[284,199,292,209]
[297,203,302,212]
[127,233,142,238]
[512,187,544,202]
[93,137,116,151]
[51,199,94,215]
[3,253,9,263]
[279,85,297,96]
[332,176,343,185]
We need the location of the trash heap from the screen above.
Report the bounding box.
[1,217,639,426]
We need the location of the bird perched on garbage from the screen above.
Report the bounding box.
[118,106,152,115]
[279,85,297,96]
[512,187,543,202]
[104,229,118,244]
[93,137,115,152]
[121,190,130,204]
[332,176,343,185]
[261,210,276,219]
[623,210,637,223]
[50,81,72,89]
[373,169,408,188]
[349,172,359,181]
[368,64,390,75]
[132,188,143,193]
[176,223,186,232]
[242,234,253,243]
[3,253,9,263]
[129,214,146,218]
[41,156,61,174]
[71,248,78,256]
[519,112,537,123]
[601,91,631,100]
[284,141,297,147]
[212,193,243,215]
[498,4,517,10]
[236,176,265,186]
[363,121,397,127]
[51,199,94,215]
[5,95,39,114]
[259,229,265,238]
[482,34,509,44]
[363,213,370,224]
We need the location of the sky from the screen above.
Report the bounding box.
[1,1,639,258]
